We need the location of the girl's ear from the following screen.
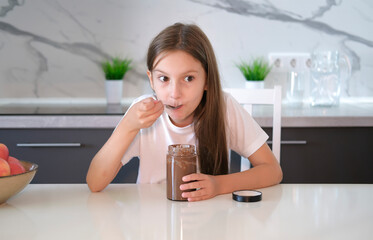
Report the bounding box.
[147,70,154,90]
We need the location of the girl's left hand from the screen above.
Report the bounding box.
[180,174,219,202]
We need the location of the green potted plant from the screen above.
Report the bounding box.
[102,57,132,104]
[236,57,271,89]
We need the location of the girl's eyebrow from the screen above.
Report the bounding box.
[152,69,167,74]
[153,69,199,75]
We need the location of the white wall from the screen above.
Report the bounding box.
[0,0,372,100]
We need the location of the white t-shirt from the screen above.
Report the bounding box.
[119,92,268,184]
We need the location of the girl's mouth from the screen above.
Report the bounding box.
[166,104,182,110]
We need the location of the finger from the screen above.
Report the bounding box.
[139,98,157,111]
[145,100,164,115]
[153,100,164,114]
[138,110,163,128]
[134,101,163,129]
[180,180,204,191]
[138,99,163,119]
[182,188,206,199]
[146,101,164,119]
[183,189,211,202]
[187,196,209,202]
[182,173,206,182]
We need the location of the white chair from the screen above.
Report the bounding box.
[224,86,282,171]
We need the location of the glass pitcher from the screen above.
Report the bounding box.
[310,50,351,107]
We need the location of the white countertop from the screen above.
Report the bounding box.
[1,183,373,240]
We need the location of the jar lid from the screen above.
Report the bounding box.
[232,190,262,202]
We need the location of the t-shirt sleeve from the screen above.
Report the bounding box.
[225,93,269,158]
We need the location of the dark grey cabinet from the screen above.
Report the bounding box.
[0,129,138,183]
[2,127,372,184]
[264,127,373,183]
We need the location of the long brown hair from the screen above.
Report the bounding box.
[147,23,228,175]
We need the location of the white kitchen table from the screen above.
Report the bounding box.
[1,183,372,240]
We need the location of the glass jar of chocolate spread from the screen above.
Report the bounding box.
[167,144,197,201]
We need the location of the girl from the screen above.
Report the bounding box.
[87,23,282,201]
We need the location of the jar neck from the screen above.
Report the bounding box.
[168,144,196,156]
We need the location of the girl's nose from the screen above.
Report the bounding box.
[169,81,181,99]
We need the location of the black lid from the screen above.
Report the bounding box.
[232,190,262,202]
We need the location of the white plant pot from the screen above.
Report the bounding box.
[245,81,264,89]
[105,80,123,104]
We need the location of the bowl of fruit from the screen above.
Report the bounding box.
[0,143,38,205]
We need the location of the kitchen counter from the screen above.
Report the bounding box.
[0,99,129,129]
[1,98,373,128]
[1,183,372,240]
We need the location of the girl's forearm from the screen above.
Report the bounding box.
[86,117,139,192]
[215,162,283,195]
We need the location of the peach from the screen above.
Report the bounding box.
[8,156,26,175]
[0,143,9,161]
[0,158,11,177]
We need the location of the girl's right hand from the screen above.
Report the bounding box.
[124,97,164,132]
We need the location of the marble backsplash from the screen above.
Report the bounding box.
[0,0,372,101]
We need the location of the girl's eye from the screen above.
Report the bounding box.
[159,76,168,82]
[184,76,194,82]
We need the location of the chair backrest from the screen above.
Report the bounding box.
[224,86,282,171]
